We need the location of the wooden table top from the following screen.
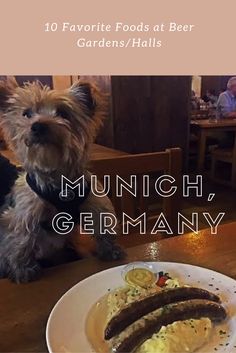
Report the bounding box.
[1,221,236,352]
[0,143,127,167]
[191,118,236,129]
[90,143,127,160]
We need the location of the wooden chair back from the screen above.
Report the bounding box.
[91,148,182,234]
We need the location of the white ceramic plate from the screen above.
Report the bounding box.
[46,262,236,353]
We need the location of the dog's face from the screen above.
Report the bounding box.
[0,79,104,177]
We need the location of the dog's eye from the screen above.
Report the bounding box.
[23,109,33,118]
[56,108,70,120]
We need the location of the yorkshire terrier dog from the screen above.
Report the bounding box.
[0,78,124,283]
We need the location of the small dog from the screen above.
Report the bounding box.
[0,78,124,283]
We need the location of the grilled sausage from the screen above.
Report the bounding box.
[113,299,227,353]
[105,286,220,339]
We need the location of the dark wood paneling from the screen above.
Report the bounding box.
[111,76,191,164]
[111,76,153,153]
[201,76,233,96]
[15,76,53,87]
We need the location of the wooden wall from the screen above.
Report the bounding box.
[201,76,233,96]
[111,76,191,161]
[73,75,191,159]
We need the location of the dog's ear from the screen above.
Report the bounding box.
[69,81,98,116]
[0,77,18,113]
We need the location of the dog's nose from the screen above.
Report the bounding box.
[31,122,48,136]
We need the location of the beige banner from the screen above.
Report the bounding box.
[0,0,235,74]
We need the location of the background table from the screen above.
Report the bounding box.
[1,222,236,352]
[190,119,236,171]
[90,144,127,160]
[0,143,127,168]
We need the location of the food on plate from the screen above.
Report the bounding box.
[156,272,171,287]
[125,268,156,288]
[86,262,228,353]
[113,300,227,353]
[122,262,157,288]
[137,318,212,353]
[105,286,221,339]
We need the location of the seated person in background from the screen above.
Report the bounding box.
[216,77,236,118]
[202,90,218,107]
[191,90,200,110]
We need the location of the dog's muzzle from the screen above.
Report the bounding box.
[25,122,48,146]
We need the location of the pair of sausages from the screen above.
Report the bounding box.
[104,287,227,353]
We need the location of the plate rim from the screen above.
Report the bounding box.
[46,261,236,353]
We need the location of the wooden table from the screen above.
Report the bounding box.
[0,144,127,167]
[90,144,127,160]
[191,109,210,120]
[1,222,236,352]
[190,119,236,171]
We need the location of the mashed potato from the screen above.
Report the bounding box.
[107,277,213,353]
[138,318,212,353]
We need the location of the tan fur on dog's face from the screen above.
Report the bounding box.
[0,79,104,180]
